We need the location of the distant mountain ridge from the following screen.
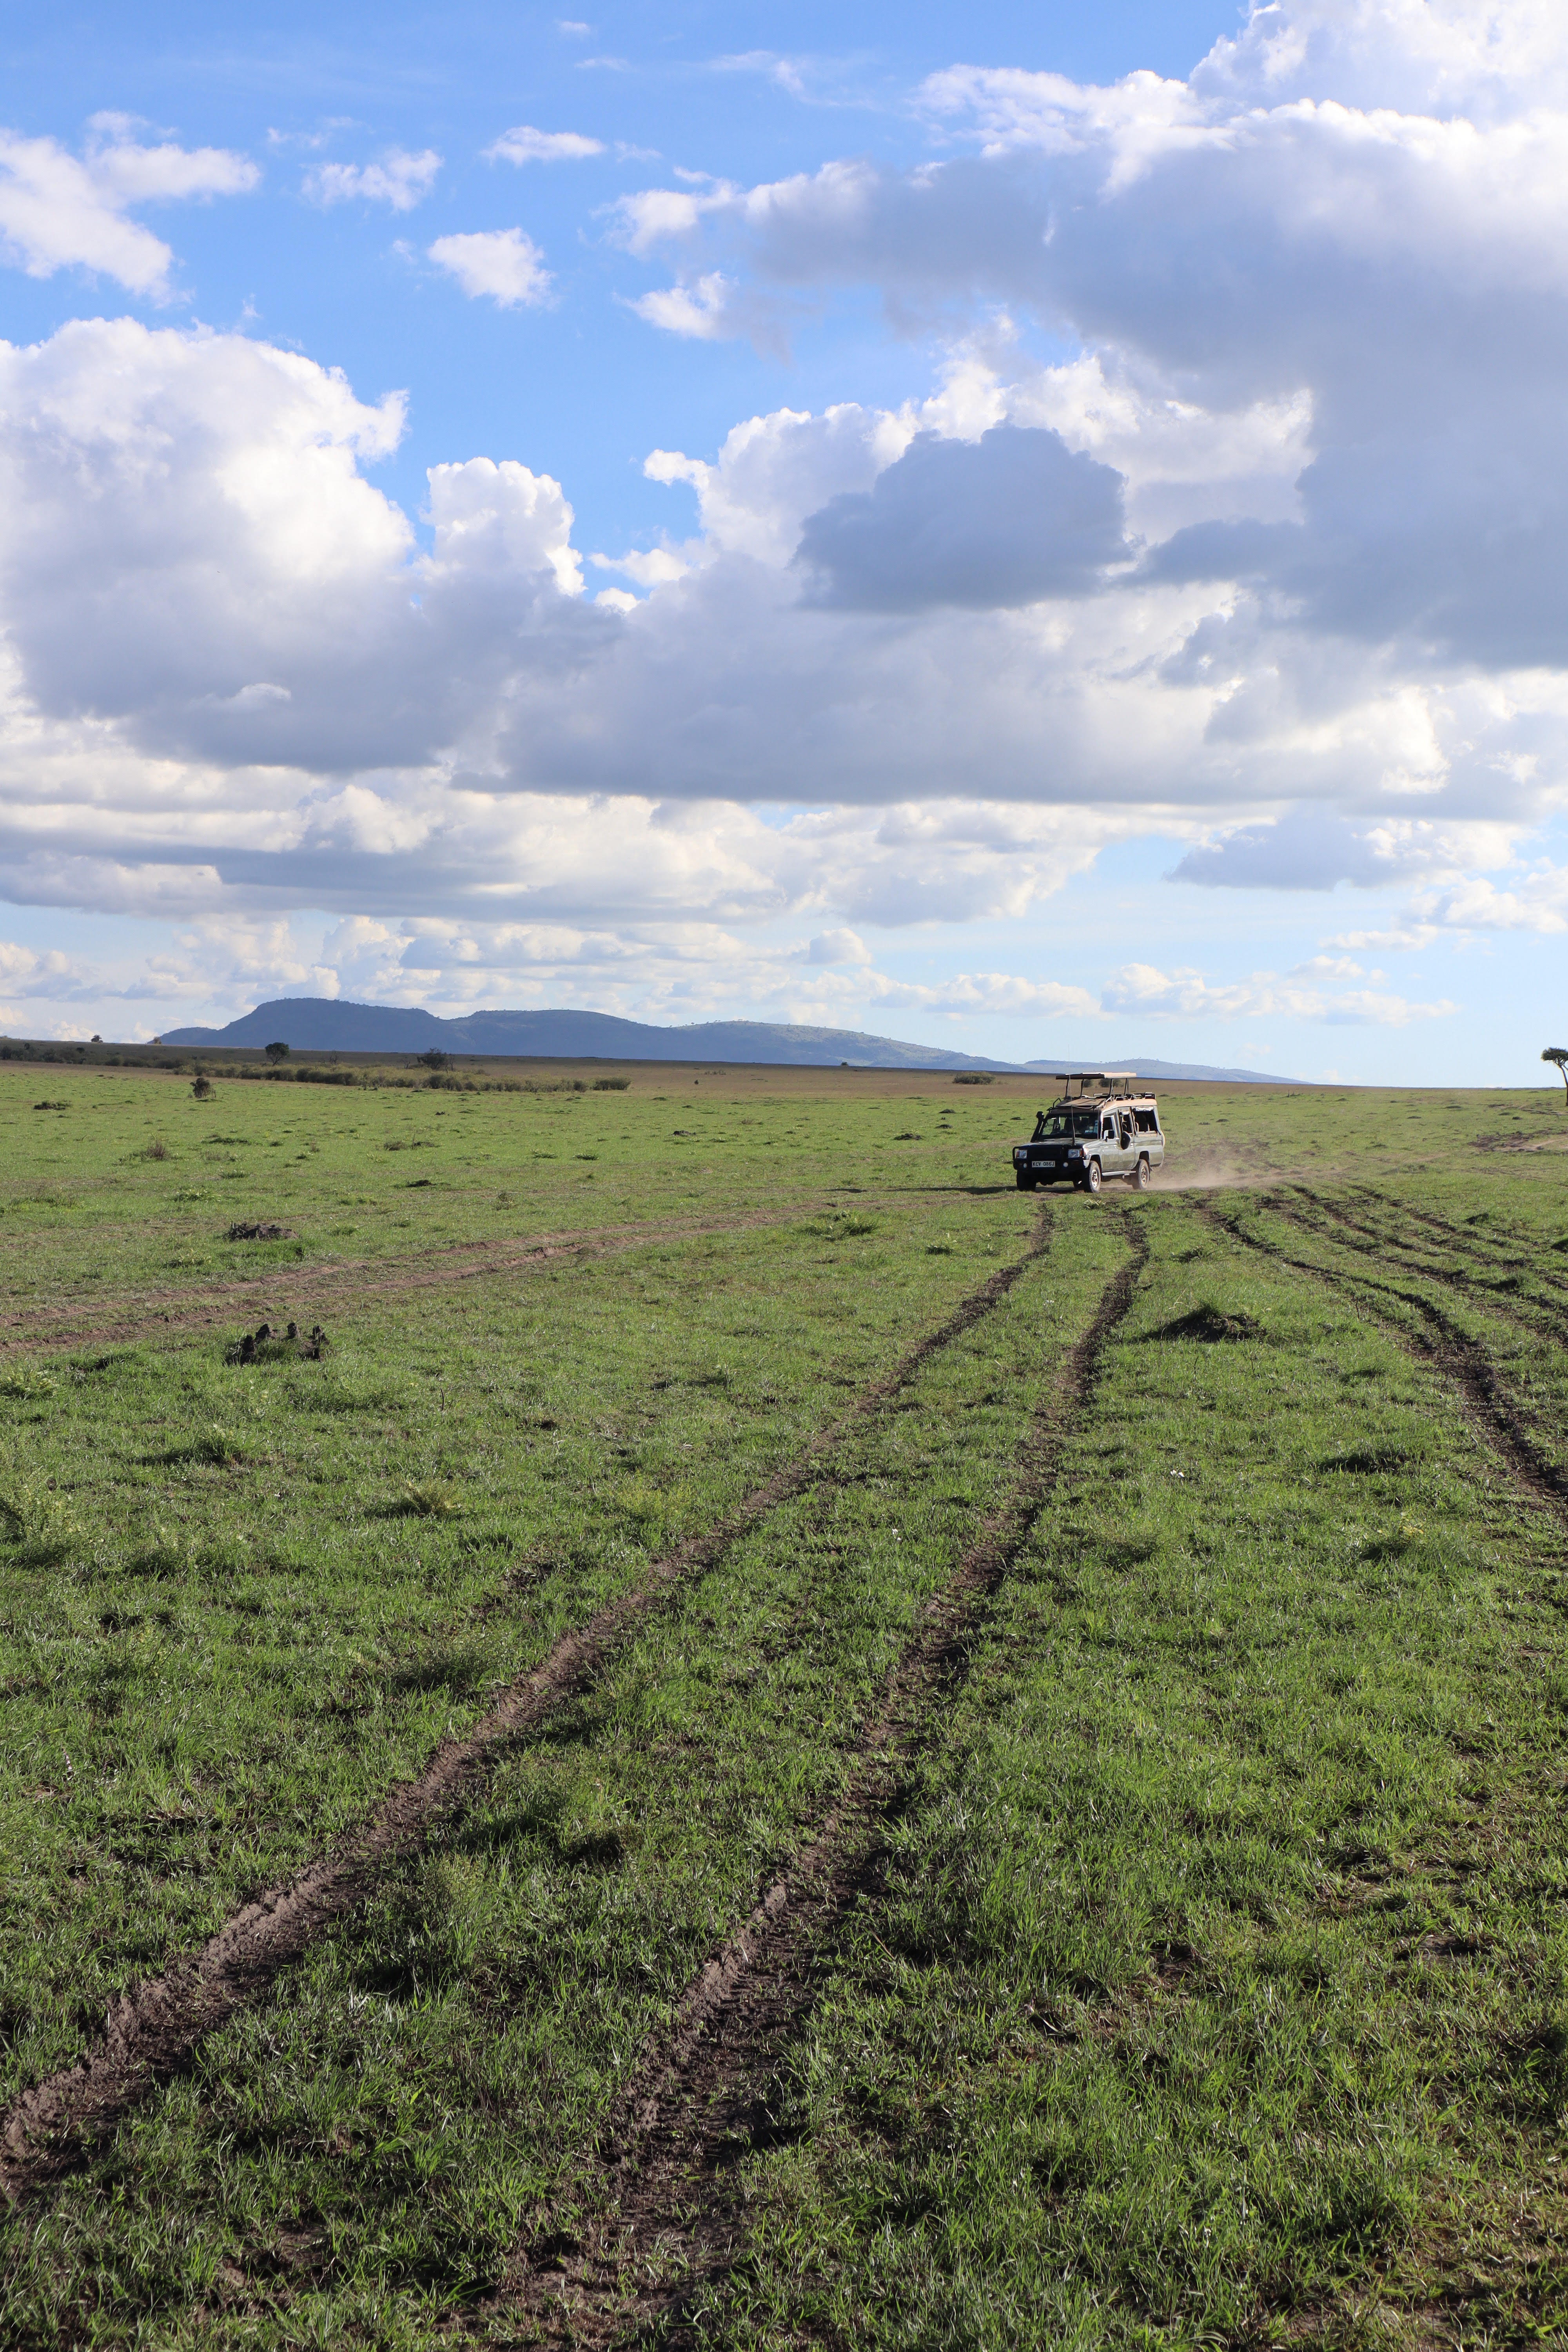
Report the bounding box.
[160,998,1292,1083]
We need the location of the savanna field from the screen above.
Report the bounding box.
[0,1057,1566,2349]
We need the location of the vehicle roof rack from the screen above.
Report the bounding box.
[1046,1070,1139,1099]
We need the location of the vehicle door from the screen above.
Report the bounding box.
[1101,1112,1127,1174]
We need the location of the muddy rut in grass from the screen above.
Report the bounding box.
[485,1213,1147,2350]
[0,1207,1055,2206]
[1294,1189,1568,1348]
[0,1199,846,1356]
[1195,1192,1568,1526]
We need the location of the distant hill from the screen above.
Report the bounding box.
[162,998,1013,1069]
[1022,1056,1293,1085]
[160,997,1293,1082]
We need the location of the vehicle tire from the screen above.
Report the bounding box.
[1015,1171,1035,1190]
[1085,1158,1102,1194]
[1133,1154,1152,1191]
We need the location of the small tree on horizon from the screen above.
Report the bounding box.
[1543,1047,1568,1107]
[264,1040,290,1064]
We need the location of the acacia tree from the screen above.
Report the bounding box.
[1543,1047,1568,1107]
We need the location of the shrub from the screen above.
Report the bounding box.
[190,1076,214,1100]
[593,1077,631,1090]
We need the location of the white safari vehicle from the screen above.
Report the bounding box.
[1011,1072,1165,1194]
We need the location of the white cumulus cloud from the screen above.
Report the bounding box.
[629,270,736,339]
[1101,960,1454,1025]
[428,227,552,306]
[305,148,441,210]
[486,125,604,164]
[0,121,257,296]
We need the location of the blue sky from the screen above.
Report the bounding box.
[0,0,1564,1080]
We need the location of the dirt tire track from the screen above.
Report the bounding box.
[1348,1189,1549,1275]
[0,1201,848,1357]
[1194,1191,1568,1527]
[1299,1190,1568,1347]
[0,1210,1053,2207]
[1337,1183,1568,1318]
[485,1211,1148,2350]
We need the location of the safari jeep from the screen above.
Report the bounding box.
[1011,1072,1165,1194]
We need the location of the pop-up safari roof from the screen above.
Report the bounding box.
[1046,1071,1140,1100]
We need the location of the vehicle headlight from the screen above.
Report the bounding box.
[1014,1147,1025,1160]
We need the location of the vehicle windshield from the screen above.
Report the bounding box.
[1032,1109,1102,1140]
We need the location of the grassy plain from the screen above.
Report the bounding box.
[0,1060,1565,2347]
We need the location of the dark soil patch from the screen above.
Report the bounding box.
[1147,1304,1261,1344]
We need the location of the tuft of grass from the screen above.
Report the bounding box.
[125,1524,186,1578]
[0,1367,56,1399]
[803,1210,881,1240]
[142,1137,173,1161]
[190,1424,243,1466]
[399,1478,462,1517]
[0,1479,83,1561]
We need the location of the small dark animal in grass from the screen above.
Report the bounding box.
[225,1220,291,1241]
[225,1320,326,1364]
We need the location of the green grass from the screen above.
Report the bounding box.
[0,1065,1566,2347]
[720,1199,1568,2347]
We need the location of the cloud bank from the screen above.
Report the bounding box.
[3,4,1568,1039]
